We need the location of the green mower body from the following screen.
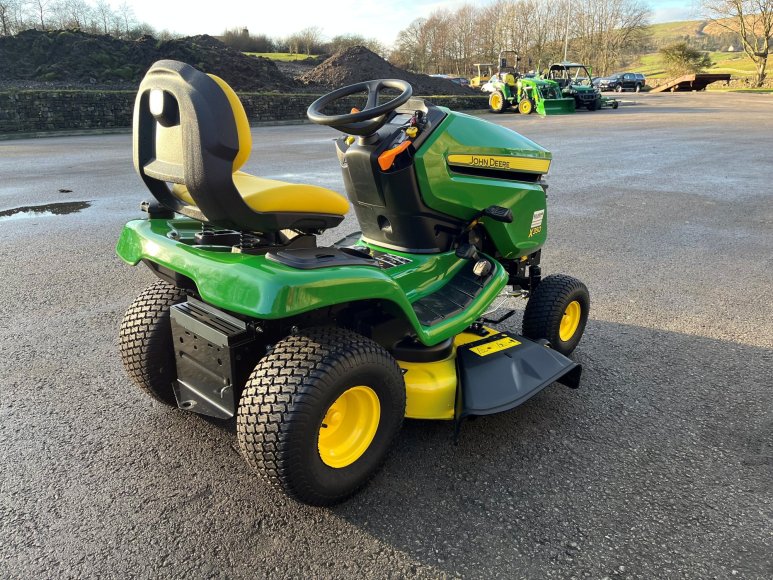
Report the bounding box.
[116,60,589,505]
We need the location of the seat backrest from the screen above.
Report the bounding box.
[133,60,260,230]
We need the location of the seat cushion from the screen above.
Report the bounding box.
[172,171,350,216]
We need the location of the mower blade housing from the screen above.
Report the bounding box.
[456,331,581,418]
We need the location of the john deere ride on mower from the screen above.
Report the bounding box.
[485,51,575,115]
[117,60,590,505]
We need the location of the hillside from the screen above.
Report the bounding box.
[626,18,756,80]
[646,18,739,50]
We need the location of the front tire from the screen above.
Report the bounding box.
[522,274,590,356]
[518,98,534,115]
[237,327,406,506]
[615,85,623,93]
[489,90,507,113]
[119,280,186,405]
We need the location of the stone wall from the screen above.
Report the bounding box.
[0,90,490,134]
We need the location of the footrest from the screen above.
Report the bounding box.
[456,331,581,418]
[412,260,495,326]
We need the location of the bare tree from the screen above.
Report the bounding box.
[703,0,773,86]
[390,0,650,76]
[116,1,133,36]
[94,0,112,34]
[0,1,12,35]
[52,0,93,29]
[296,26,323,55]
[31,0,52,29]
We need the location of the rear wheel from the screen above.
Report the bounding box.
[635,84,642,93]
[119,280,186,405]
[522,274,590,356]
[489,90,507,113]
[237,327,405,505]
[518,98,534,115]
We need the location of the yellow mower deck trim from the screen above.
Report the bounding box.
[400,327,502,420]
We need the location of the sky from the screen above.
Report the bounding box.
[126,0,701,47]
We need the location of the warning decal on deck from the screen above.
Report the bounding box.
[469,336,521,357]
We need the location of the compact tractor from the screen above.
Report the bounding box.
[484,51,575,115]
[117,60,590,505]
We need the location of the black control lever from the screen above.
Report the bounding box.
[455,242,478,260]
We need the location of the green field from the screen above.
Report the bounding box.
[244,52,319,62]
[629,51,757,79]
[631,18,758,80]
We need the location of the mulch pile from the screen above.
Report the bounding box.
[0,29,292,91]
[0,31,473,96]
[300,46,474,95]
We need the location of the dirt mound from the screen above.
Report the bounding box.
[300,46,474,95]
[0,29,294,91]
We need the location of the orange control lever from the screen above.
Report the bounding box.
[377,140,412,171]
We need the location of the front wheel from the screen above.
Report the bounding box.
[615,85,623,93]
[522,274,590,356]
[489,90,507,113]
[518,98,534,115]
[237,327,406,506]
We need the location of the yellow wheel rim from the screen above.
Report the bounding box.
[318,386,380,468]
[490,93,502,110]
[559,300,582,342]
[519,100,532,114]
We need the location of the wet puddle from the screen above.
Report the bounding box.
[0,201,91,222]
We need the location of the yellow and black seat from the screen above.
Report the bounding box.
[133,60,349,232]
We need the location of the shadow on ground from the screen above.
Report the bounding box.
[191,318,772,578]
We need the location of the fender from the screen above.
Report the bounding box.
[116,219,508,346]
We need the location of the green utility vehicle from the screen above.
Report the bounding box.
[117,60,590,505]
[486,51,575,115]
[546,62,605,111]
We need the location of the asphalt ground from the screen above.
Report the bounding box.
[1,92,771,579]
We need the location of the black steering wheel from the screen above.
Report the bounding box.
[307,79,413,136]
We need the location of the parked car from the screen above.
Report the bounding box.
[430,74,470,87]
[593,72,645,93]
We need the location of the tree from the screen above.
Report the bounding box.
[31,0,52,29]
[296,26,323,55]
[703,0,773,86]
[94,0,112,34]
[326,34,384,56]
[659,42,713,76]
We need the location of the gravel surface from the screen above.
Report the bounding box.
[0,92,771,579]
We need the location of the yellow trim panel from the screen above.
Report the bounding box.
[469,336,521,357]
[447,154,550,174]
